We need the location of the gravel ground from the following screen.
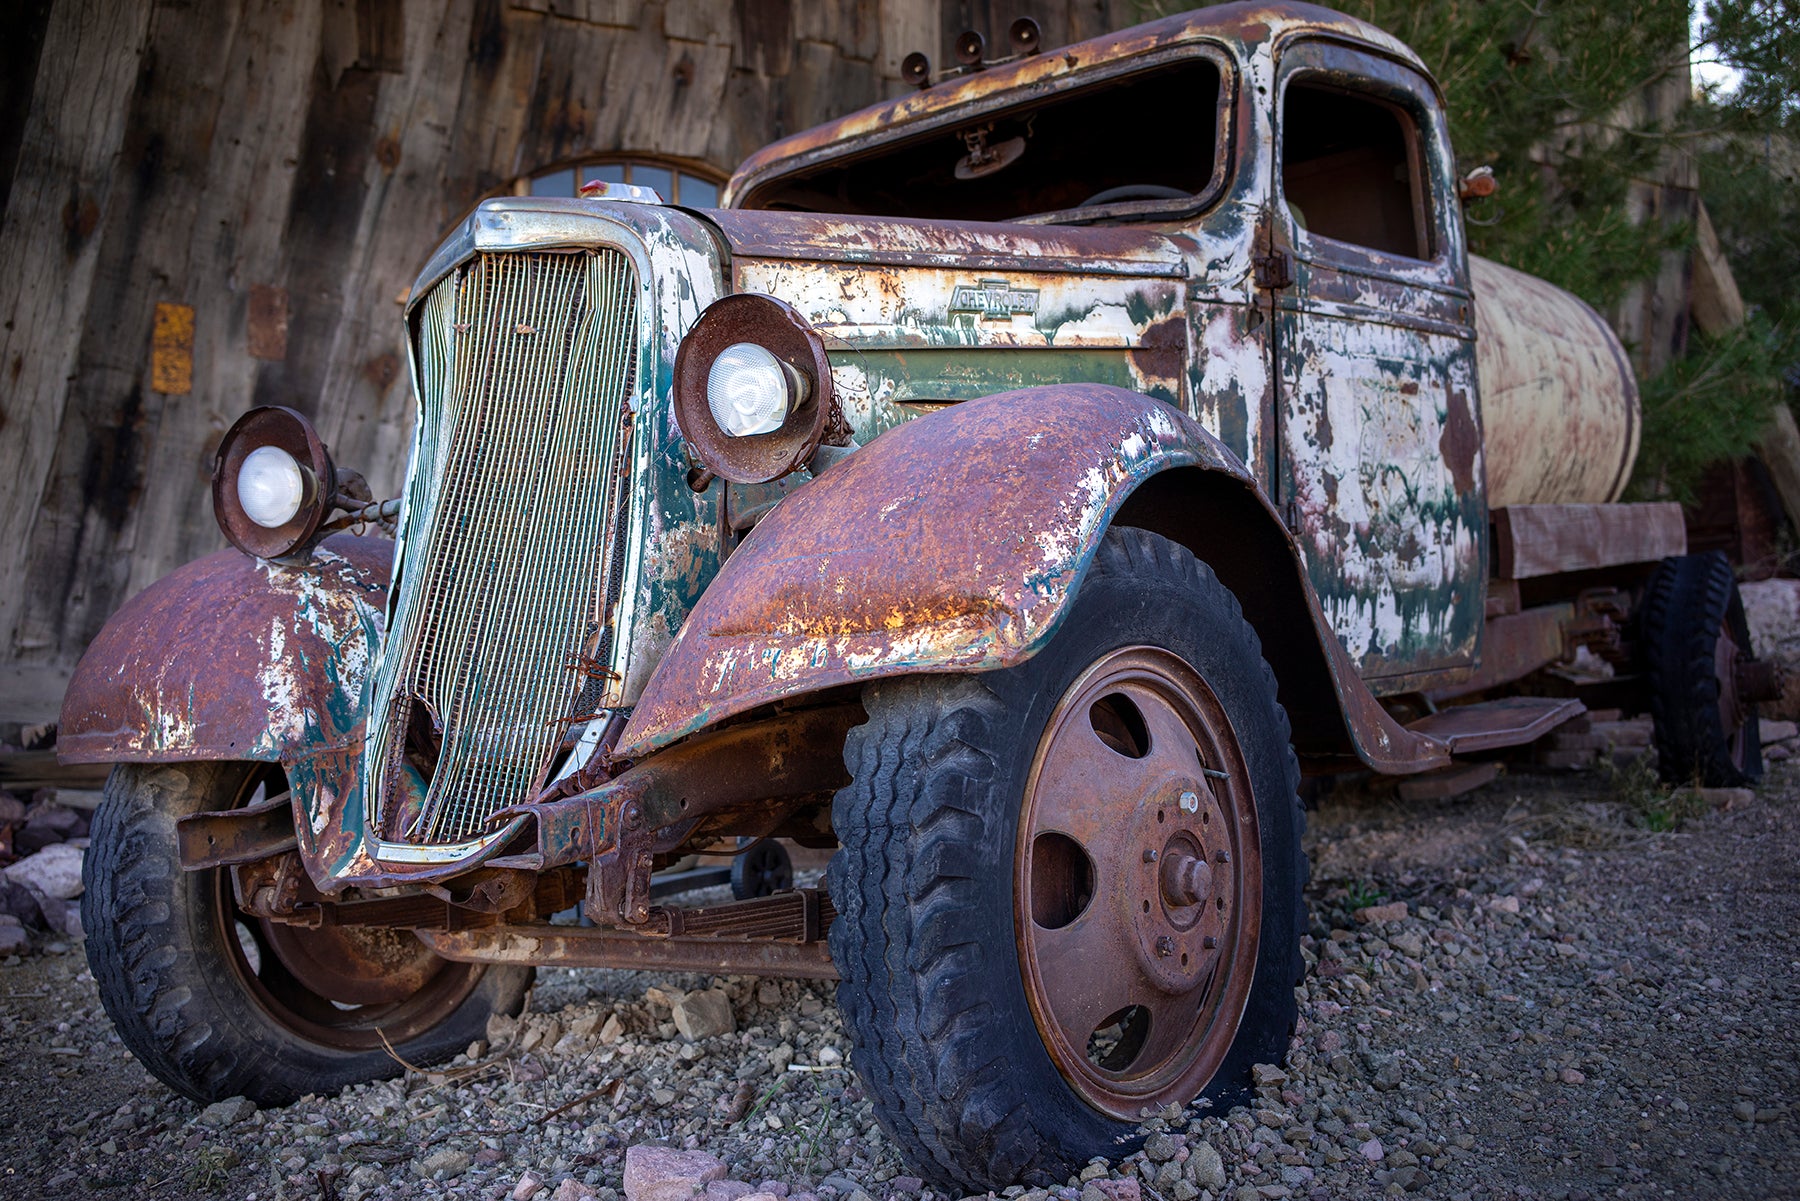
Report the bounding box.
[1,759,1795,1201]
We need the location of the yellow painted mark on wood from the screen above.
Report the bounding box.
[152,302,194,394]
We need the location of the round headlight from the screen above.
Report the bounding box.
[212,406,336,559]
[238,445,307,527]
[708,343,792,437]
[673,294,836,485]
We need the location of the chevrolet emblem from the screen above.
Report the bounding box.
[949,279,1040,320]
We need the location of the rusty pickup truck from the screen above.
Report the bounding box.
[60,2,1773,1189]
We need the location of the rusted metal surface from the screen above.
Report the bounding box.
[423,926,838,979]
[1015,646,1261,1118]
[177,792,299,870]
[618,384,1451,777]
[672,293,837,484]
[59,534,390,765]
[1271,38,1484,685]
[1472,256,1641,507]
[1492,503,1686,580]
[1405,696,1585,754]
[1429,604,1575,703]
[725,3,1426,209]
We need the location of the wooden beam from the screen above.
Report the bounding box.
[1492,503,1686,580]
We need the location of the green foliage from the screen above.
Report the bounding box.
[1631,314,1799,501]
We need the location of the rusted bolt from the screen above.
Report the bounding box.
[623,803,642,827]
[1216,849,1230,864]
[1161,849,1214,908]
[1179,790,1200,814]
[1143,848,1158,863]
[1155,936,1175,958]
[1203,935,1218,949]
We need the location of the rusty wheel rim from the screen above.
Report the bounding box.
[211,769,486,1052]
[1015,646,1262,1118]
[1716,615,1748,767]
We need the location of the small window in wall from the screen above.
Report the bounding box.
[521,158,723,208]
[1281,83,1429,259]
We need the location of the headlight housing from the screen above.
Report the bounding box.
[212,406,337,559]
[673,293,835,484]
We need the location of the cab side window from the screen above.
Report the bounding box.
[1281,82,1430,259]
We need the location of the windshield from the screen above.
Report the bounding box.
[737,56,1226,225]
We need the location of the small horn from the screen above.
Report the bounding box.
[954,30,986,68]
[1009,17,1041,55]
[901,51,931,88]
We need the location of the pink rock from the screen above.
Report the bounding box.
[624,1146,729,1201]
[705,1183,755,1201]
[556,1180,598,1201]
[1358,1137,1384,1162]
[512,1172,547,1201]
[1353,901,1408,925]
[1088,1179,1140,1201]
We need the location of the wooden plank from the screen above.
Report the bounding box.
[1492,502,1687,580]
[1690,199,1745,336]
[0,751,110,792]
[0,2,153,685]
[1759,405,1800,539]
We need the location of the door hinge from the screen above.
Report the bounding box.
[1254,250,1293,291]
[1281,498,1302,534]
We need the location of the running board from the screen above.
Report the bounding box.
[1404,696,1586,754]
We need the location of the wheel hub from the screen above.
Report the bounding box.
[1125,781,1236,995]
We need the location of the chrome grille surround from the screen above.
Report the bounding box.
[365,247,640,848]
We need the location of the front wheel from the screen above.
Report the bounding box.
[827,529,1305,1191]
[83,761,533,1106]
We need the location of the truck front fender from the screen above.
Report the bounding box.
[59,535,388,765]
[619,385,1446,775]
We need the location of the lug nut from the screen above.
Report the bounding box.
[1155,936,1175,958]
[1204,935,1218,949]
[1144,848,1158,863]
[1216,849,1230,864]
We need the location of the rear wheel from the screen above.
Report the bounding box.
[1640,552,1763,786]
[828,528,1305,1190]
[83,761,533,1106]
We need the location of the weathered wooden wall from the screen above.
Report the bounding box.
[0,0,1132,723]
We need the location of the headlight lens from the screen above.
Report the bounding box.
[238,445,307,527]
[212,405,337,559]
[672,293,837,485]
[707,342,791,436]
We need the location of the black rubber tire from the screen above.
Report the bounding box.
[731,838,795,900]
[1639,552,1763,787]
[827,528,1306,1191]
[82,761,534,1106]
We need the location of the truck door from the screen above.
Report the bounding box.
[1270,41,1484,688]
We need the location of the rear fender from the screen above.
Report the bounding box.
[618,385,1445,775]
[58,535,388,765]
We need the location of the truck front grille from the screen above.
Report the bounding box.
[366,248,639,846]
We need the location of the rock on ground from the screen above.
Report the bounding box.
[2,844,83,902]
[624,1145,728,1201]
